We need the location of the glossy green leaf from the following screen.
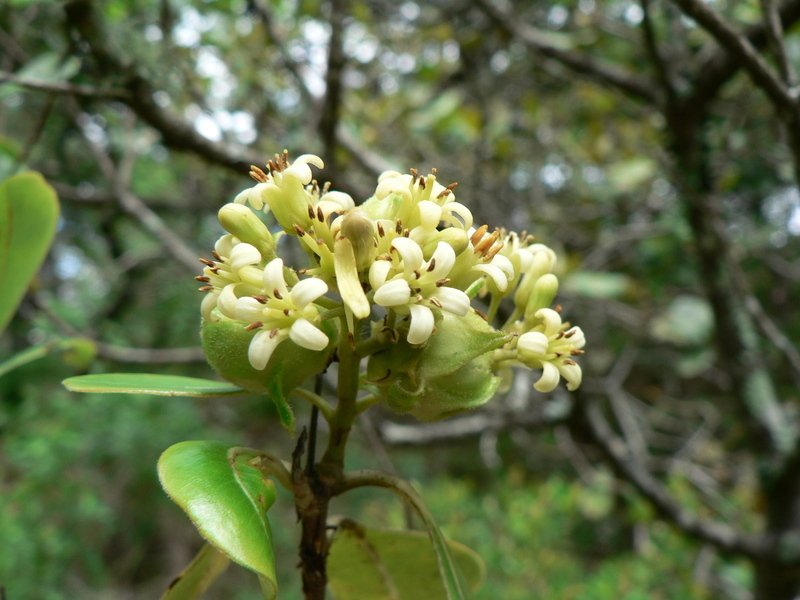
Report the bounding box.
[160,543,230,600]
[328,521,486,600]
[158,441,278,599]
[62,373,246,397]
[0,171,60,333]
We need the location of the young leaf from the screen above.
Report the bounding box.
[63,373,246,397]
[158,441,278,600]
[0,171,60,334]
[327,520,486,600]
[160,543,230,600]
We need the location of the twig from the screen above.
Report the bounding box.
[319,0,349,167]
[475,0,660,103]
[760,0,795,85]
[580,396,770,559]
[0,69,130,99]
[639,0,677,102]
[670,0,796,112]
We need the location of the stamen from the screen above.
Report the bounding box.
[198,285,214,292]
[377,222,385,237]
[396,220,403,235]
[555,331,565,340]
[554,304,562,313]
[565,329,577,338]
[429,297,443,308]
[436,189,451,199]
[293,224,308,237]
[571,350,585,355]
[427,258,436,272]
[348,331,356,350]
[317,206,325,221]
[211,250,223,262]
[195,276,211,282]
[563,359,577,366]
[307,205,315,220]
[245,321,263,331]
[249,165,268,183]
[199,258,215,267]
[413,269,421,279]
[269,328,280,339]
[435,278,450,287]
[283,309,291,316]
[470,224,488,246]
[253,295,269,304]
[446,182,458,190]
[474,308,488,321]
[273,289,283,300]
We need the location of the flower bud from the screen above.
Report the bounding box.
[218,203,277,261]
[524,273,559,322]
[367,311,511,421]
[340,209,376,270]
[420,228,470,259]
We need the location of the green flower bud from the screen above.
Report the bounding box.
[421,228,470,260]
[340,209,376,270]
[218,203,277,261]
[524,273,559,322]
[367,311,511,421]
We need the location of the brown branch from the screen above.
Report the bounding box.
[0,69,130,99]
[639,0,677,101]
[475,0,660,104]
[319,0,349,167]
[761,0,795,85]
[579,396,771,559]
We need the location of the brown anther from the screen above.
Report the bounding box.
[198,285,214,292]
[429,297,443,308]
[413,269,421,279]
[273,289,283,300]
[563,359,577,366]
[307,205,316,220]
[211,250,222,262]
[245,321,263,331]
[322,181,331,194]
[415,294,424,302]
[446,182,458,190]
[435,278,450,287]
[395,220,403,234]
[571,350,585,355]
[564,329,577,338]
[474,231,500,255]
[249,165,269,183]
[317,239,325,246]
[403,229,410,237]
[269,328,280,339]
[555,331,565,340]
[410,168,419,180]
[470,224,488,246]
[299,268,308,274]
[199,258,215,267]
[419,176,426,189]
[483,242,504,261]
[348,331,356,350]
[253,295,269,304]
[317,206,325,222]
[377,222,385,237]
[554,351,564,357]
[293,224,307,237]
[436,189,451,199]
[195,276,211,282]
[283,308,291,316]
[209,267,220,274]
[554,304,562,313]
[427,258,436,272]
[474,308,489,321]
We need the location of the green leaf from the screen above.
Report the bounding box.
[62,373,247,397]
[562,271,634,300]
[158,441,278,599]
[328,520,486,600]
[160,543,230,600]
[0,172,60,334]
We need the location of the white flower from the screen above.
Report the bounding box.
[235,258,330,370]
[370,237,470,344]
[198,238,265,322]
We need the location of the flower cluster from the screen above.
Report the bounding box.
[199,151,586,408]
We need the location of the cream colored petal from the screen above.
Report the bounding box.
[230,243,262,272]
[535,308,563,337]
[248,182,268,210]
[427,242,456,279]
[407,304,435,345]
[369,260,393,291]
[217,284,240,319]
[289,318,329,351]
[377,170,404,183]
[533,361,560,393]
[376,179,412,202]
[391,237,423,275]
[235,296,264,322]
[432,287,470,316]
[214,234,235,257]
[518,331,549,357]
[374,278,411,307]
[417,200,442,231]
[285,154,324,184]
[263,258,289,297]
[490,254,514,279]
[473,263,509,292]
[334,238,371,319]
[248,328,288,370]
[319,191,355,211]
[440,202,473,229]
[201,291,220,323]
[558,361,583,391]
[291,277,328,310]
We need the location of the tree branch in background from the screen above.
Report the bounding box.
[579,396,772,559]
[318,0,349,171]
[0,70,130,99]
[639,0,677,102]
[760,0,795,85]
[475,0,660,104]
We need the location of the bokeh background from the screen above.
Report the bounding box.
[2,0,800,598]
